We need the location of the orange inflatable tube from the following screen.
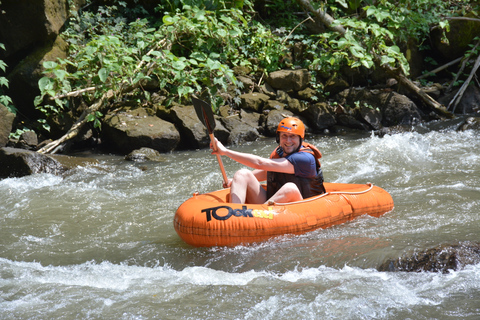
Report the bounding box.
[174,182,394,247]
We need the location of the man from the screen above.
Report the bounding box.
[211,117,326,204]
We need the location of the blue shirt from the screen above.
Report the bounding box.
[285,152,317,178]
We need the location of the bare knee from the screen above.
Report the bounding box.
[282,182,302,198]
[268,182,302,203]
[233,168,254,183]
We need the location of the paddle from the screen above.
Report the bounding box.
[192,96,228,186]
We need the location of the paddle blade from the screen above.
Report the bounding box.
[192,97,216,133]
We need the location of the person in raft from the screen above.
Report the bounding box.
[211,117,326,204]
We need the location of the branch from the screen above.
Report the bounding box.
[38,91,113,154]
[447,37,480,93]
[385,65,454,118]
[448,53,480,113]
[51,86,96,100]
[416,57,462,80]
[296,0,346,35]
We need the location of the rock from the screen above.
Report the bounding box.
[259,82,277,99]
[438,83,480,114]
[125,147,165,162]
[239,92,270,112]
[239,109,264,134]
[380,91,422,127]
[378,242,480,273]
[457,117,480,131]
[170,105,211,149]
[264,100,286,111]
[337,114,371,131]
[284,96,307,114]
[220,116,260,145]
[297,87,318,101]
[15,130,38,150]
[431,12,480,61]
[264,109,294,137]
[300,102,337,131]
[0,104,15,147]
[161,103,230,149]
[102,107,180,153]
[236,75,256,92]
[266,69,310,91]
[324,77,349,95]
[358,104,382,130]
[336,88,423,129]
[0,0,70,60]
[0,0,68,118]
[0,147,66,178]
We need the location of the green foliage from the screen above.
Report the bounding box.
[9,128,32,140]
[33,0,475,129]
[304,0,459,78]
[34,0,287,121]
[86,111,103,129]
[0,43,15,114]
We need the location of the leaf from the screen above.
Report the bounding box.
[172,60,187,71]
[53,70,67,82]
[0,95,13,106]
[43,61,58,69]
[98,68,108,83]
[0,60,7,72]
[0,76,9,87]
[38,77,53,92]
[217,29,227,37]
[349,45,365,58]
[162,15,176,26]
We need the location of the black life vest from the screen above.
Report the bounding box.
[266,142,326,199]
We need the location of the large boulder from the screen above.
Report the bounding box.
[0,0,70,60]
[379,91,423,127]
[0,0,80,119]
[220,115,260,145]
[239,92,270,112]
[102,108,180,153]
[7,36,69,119]
[0,104,15,147]
[336,88,423,129]
[431,12,480,61]
[169,105,229,149]
[300,102,337,131]
[378,242,480,273]
[264,109,294,137]
[266,69,311,91]
[0,147,66,178]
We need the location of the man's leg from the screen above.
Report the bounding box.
[230,169,267,204]
[266,182,302,204]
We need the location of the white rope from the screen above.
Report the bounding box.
[271,183,374,206]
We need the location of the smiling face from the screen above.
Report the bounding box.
[279,132,301,154]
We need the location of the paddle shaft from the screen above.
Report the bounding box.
[209,133,229,185]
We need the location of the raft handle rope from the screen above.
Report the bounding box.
[272,183,374,206]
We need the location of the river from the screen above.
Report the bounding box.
[1,117,479,319]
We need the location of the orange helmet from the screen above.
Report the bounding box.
[276,117,305,142]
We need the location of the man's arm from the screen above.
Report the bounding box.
[212,139,295,174]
